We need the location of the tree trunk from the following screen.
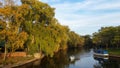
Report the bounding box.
[3,44,7,63]
[106,44,108,49]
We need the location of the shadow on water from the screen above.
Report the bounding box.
[39,48,83,68]
[94,56,120,68]
[15,48,120,68]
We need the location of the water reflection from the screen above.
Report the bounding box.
[93,56,109,68]
[39,50,70,68]
[15,48,120,68]
[93,54,120,68]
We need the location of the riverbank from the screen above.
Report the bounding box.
[0,47,70,68]
[108,49,120,58]
[11,57,41,68]
[0,54,44,68]
[109,49,120,55]
[0,57,31,67]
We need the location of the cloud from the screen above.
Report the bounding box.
[41,0,120,35]
[58,12,120,34]
[52,0,120,11]
[41,0,60,3]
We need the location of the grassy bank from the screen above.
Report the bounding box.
[108,49,120,56]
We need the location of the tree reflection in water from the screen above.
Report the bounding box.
[94,56,120,68]
[39,50,69,68]
[39,48,81,68]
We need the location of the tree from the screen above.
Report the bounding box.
[0,1,28,62]
[67,31,84,48]
[92,26,120,49]
[84,35,93,48]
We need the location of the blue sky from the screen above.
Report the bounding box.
[42,0,120,35]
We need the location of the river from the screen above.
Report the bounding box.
[15,48,120,68]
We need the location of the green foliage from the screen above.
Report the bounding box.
[83,35,93,48]
[92,26,120,48]
[68,31,84,48]
[108,48,120,55]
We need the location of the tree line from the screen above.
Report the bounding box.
[92,26,120,49]
[0,0,84,60]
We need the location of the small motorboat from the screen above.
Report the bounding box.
[93,49,109,57]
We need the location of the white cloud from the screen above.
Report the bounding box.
[41,0,60,3]
[41,0,120,35]
[86,2,120,10]
[51,0,120,11]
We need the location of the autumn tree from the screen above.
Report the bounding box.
[0,0,28,62]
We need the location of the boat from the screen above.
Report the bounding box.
[93,49,109,57]
[94,55,109,60]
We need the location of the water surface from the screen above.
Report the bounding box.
[16,48,120,68]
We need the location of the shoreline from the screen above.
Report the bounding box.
[109,54,120,58]
[12,58,39,68]
[0,55,44,68]
[108,48,120,58]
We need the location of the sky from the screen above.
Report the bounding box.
[41,0,120,35]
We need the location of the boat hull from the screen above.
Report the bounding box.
[94,53,109,57]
